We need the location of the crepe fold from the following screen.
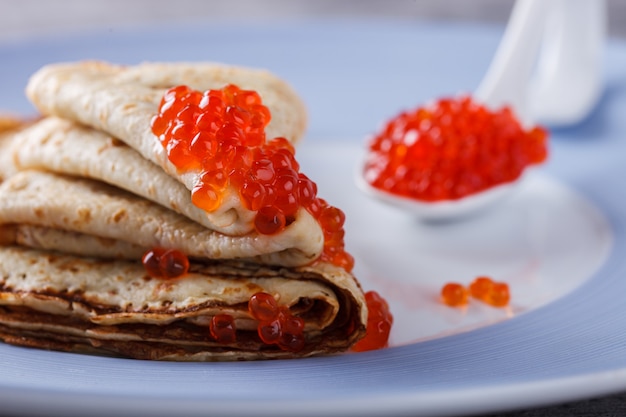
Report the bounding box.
[26,61,308,236]
[0,62,368,360]
[2,118,323,267]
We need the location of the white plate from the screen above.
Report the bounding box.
[1,19,626,417]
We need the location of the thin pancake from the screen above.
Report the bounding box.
[0,170,323,267]
[26,61,308,235]
[0,61,371,360]
[0,246,366,360]
[12,116,267,234]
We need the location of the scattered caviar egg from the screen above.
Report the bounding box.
[248,292,306,352]
[469,276,494,301]
[442,276,511,308]
[152,84,354,271]
[277,312,306,352]
[486,282,511,307]
[248,292,279,322]
[141,248,163,278]
[352,291,393,352]
[469,276,510,307]
[210,314,237,344]
[440,282,469,307]
[258,318,282,345]
[364,95,549,202]
[142,248,189,279]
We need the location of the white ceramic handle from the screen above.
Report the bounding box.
[475,0,605,127]
[474,0,550,125]
[529,0,606,126]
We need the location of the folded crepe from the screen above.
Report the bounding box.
[26,61,308,236]
[0,62,368,360]
[3,118,322,266]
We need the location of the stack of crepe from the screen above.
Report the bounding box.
[0,61,367,360]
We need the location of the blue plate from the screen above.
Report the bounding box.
[1,20,626,417]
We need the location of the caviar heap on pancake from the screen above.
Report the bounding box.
[364,96,549,201]
[148,83,392,352]
[151,84,354,272]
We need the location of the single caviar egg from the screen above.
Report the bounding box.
[364,96,548,202]
[469,276,494,301]
[441,282,469,307]
[248,292,279,322]
[486,282,510,307]
[210,314,237,344]
[141,248,189,279]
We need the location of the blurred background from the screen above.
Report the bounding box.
[1,0,625,43]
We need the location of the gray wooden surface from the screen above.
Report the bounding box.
[0,1,625,416]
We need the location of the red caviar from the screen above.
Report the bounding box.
[486,282,510,307]
[248,292,306,352]
[152,84,353,271]
[364,96,548,201]
[352,291,393,352]
[469,276,510,307]
[248,292,279,322]
[442,276,511,308]
[440,282,469,307]
[141,247,189,279]
[210,314,237,344]
[469,276,494,301]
